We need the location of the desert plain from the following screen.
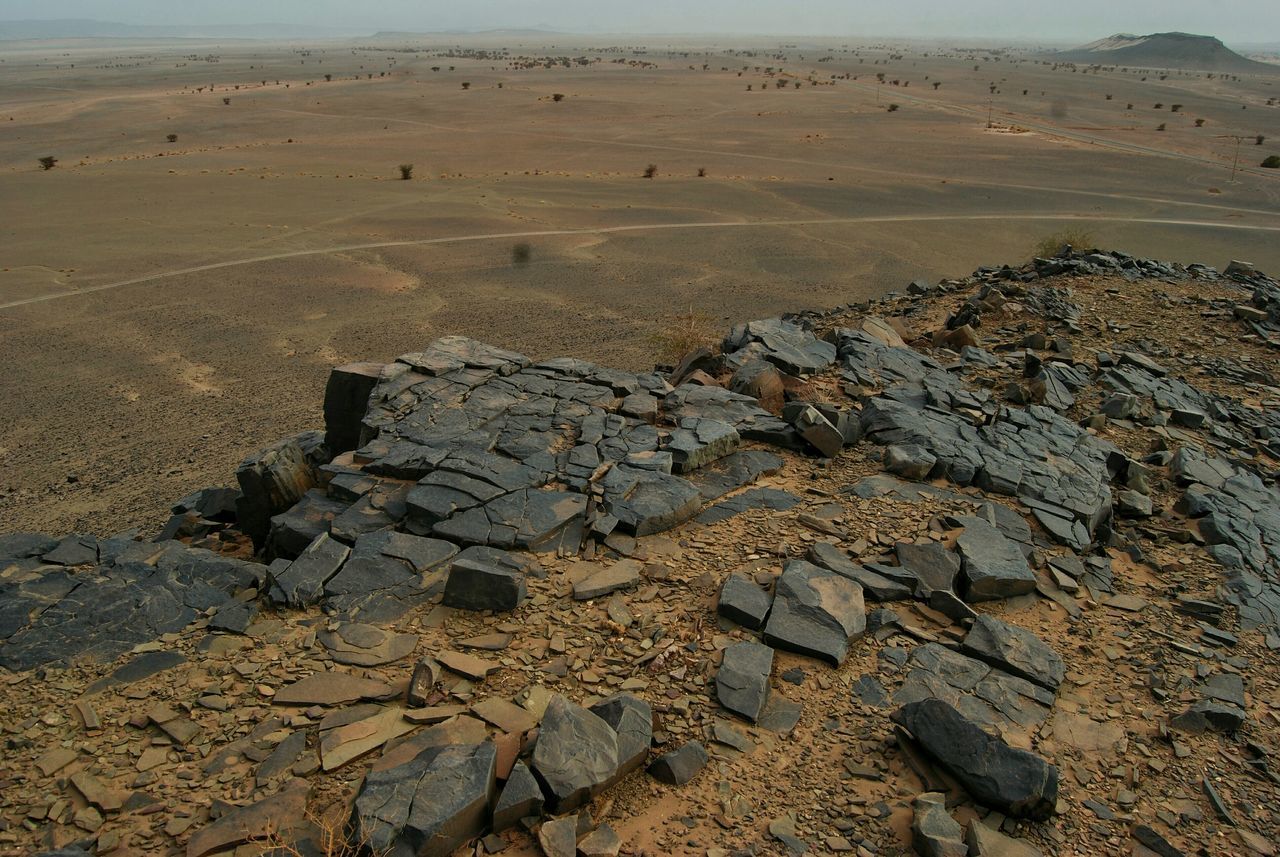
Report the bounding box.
[1,33,1278,535]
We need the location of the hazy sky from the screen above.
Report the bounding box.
[2,0,1278,43]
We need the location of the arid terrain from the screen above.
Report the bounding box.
[1,34,1279,535]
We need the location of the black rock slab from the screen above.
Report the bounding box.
[715,641,773,722]
[892,698,1058,820]
[717,573,772,630]
[442,557,527,612]
[647,741,708,786]
[959,615,1065,692]
[954,517,1036,602]
[351,741,497,857]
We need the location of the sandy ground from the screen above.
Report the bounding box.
[1,35,1279,535]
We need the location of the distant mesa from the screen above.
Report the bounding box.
[1051,32,1278,74]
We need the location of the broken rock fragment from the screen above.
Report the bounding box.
[715,641,773,722]
[959,614,1065,692]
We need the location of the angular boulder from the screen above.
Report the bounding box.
[763,560,866,665]
[531,695,619,813]
[443,557,527,612]
[955,518,1036,602]
[892,699,1058,820]
[717,573,772,630]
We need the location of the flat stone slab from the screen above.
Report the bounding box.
[959,615,1065,692]
[573,559,643,600]
[894,643,1054,731]
[317,623,418,667]
[443,557,527,612]
[763,560,866,666]
[272,672,399,706]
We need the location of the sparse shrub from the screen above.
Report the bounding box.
[37,155,57,170]
[648,307,720,364]
[1257,135,1265,146]
[398,163,414,180]
[1171,104,1182,112]
[222,97,230,105]
[1157,123,1166,131]
[887,103,900,112]
[552,93,564,102]
[932,81,941,90]
[1262,156,1280,169]
[511,243,531,264]
[1105,94,1113,100]
[324,74,332,82]
[697,167,706,177]
[1195,118,1205,127]
[643,163,657,178]
[166,133,178,143]
[1032,228,1094,259]
[461,82,471,90]
[1127,103,1134,110]
[1154,103,1163,109]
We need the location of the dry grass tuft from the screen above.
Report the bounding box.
[647,306,722,364]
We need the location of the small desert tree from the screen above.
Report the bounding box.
[324,73,332,82]
[398,163,414,180]
[166,133,178,143]
[1263,156,1280,169]
[1257,135,1266,146]
[1156,123,1166,131]
[461,82,471,90]
[552,93,564,102]
[38,156,57,170]
[887,103,900,112]
[1195,118,1205,127]
[697,167,706,177]
[932,81,941,90]
[643,163,657,178]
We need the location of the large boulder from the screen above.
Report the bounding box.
[531,695,619,813]
[324,362,386,454]
[763,560,866,665]
[350,742,497,857]
[443,556,527,612]
[892,699,1058,820]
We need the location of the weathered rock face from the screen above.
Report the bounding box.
[351,741,497,857]
[531,695,619,812]
[959,615,1066,692]
[763,560,866,665]
[0,540,261,672]
[235,437,318,550]
[893,699,1059,820]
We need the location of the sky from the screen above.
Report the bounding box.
[1,0,1277,44]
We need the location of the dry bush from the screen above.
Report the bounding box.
[251,809,388,857]
[643,163,657,178]
[647,307,721,364]
[1032,229,1094,259]
[167,133,178,143]
[37,156,57,170]
[552,93,564,102]
[398,164,414,180]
